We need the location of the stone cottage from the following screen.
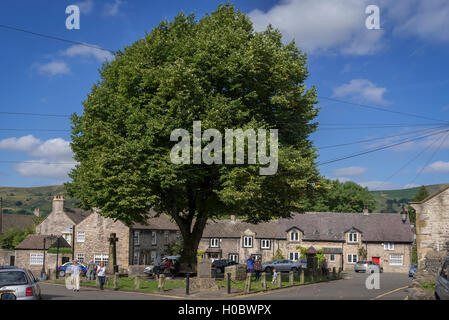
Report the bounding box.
[410,185,449,274]
[199,212,414,273]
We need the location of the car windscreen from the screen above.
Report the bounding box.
[0,271,29,287]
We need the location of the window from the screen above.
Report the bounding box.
[164,231,169,244]
[94,254,109,265]
[329,254,335,262]
[76,253,85,263]
[133,252,140,265]
[290,231,300,241]
[347,254,358,264]
[77,232,85,243]
[133,231,140,246]
[289,252,299,261]
[390,254,403,266]
[384,243,394,251]
[229,253,239,263]
[348,233,358,243]
[63,234,71,245]
[210,238,220,248]
[260,239,271,249]
[30,253,43,265]
[243,236,253,248]
[152,231,157,245]
[150,251,157,264]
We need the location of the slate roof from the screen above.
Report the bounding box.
[1,214,35,232]
[64,208,92,225]
[202,212,413,243]
[131,211,179,231]
[15,234,71,250]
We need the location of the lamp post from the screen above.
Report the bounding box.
[401,205,408,223]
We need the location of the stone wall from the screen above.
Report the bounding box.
[36,198,73,236]
[224,264,247,281]
[0,249,14,266]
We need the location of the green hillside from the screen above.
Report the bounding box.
[0,185,78,216]
[370,183,448,213]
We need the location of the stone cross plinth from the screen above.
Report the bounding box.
[107,233,119,274]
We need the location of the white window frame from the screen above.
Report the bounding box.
[348,232,358,243]
[389,254,403,266]
[30,253,44,265]
[210,238,220,248]
[384,242,394,251]
[94,254,109,265]
[229,253,239,263]
[76,253,85,263]
[290,230,300,241]
[260,239,271,249]
[134,231,140,246]
[329,254,335,262]
[76,231,85,243]
[243,236,253,248]
[151,231,157,245]
[289,252,299,261]
[347,254,358,264]
[150,251,157,264]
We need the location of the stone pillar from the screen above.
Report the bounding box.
[261,272,267,290]
[134,276,141,290]
[113,273,119,290]
[332,267,336,279]
[310,269,314,282]
[338,267,342,279]
[289,271,294,285]
[96,276,99,288]
[299,268,304,284]
[158,274,165,292]
[244,273,252,293]
[276,272,282,287]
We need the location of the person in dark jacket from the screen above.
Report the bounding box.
[254,257,263,280]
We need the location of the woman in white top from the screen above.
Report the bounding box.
[96,262,106,290]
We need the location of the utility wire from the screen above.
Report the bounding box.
[0,111,71,118]
[0,24,114,53]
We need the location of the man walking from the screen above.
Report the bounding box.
[70,260,81,292]
[96,262,106,290]
[246,256,254,278]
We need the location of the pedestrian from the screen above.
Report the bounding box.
[246,256,254,276]
[173,259,180,276]
[254,257,262,280]
[87,260,96,281]
[70,260,82,292]
[96,262,106,290]
[164,258,172,277]
[271,268,278,284]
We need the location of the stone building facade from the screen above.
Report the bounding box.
[410,185,449,274]
[199,212,414,273]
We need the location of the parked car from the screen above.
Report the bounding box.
[409,264,417,277]
[211,259,239,274]
[58,262,87,278]
[262,259,304,273]
[0,267,41,300]
[354,260,383,273]
[435,256,449,300]
[143,255,181,275]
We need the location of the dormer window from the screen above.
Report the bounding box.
[348,232,358,243]
[290,230,300,241]
[243,236,253,248]
[210,238,220,248]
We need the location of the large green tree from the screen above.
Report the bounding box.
[408,185,429,224]
[66,5,322,263]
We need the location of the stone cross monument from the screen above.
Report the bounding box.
[107,233,119,274]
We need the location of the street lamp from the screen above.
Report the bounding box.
[401,205,408,223]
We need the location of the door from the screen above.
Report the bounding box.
[9,256,15,266]
[372,257,380,264]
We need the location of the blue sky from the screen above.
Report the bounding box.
[0,0,448,190]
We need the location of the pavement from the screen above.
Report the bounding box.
[39,272,412,300]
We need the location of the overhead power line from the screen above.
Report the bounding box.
[0,111,70,118]
[0,24,114,53]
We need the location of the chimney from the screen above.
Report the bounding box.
[363,208,369,215]
[33,208,40,217]
[52,195,65,213]
[230,215,236,223]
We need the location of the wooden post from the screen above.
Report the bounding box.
[158,274,165,292]
[299,268,304,284]
[134,275,140,290]
[244,272,252,293]
[261,272,267,290]
[113,273,119,290]
[276,272,282,287]
[289,271,294,286]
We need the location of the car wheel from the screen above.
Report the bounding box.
[265,267,272,274]
[59,270,65,277]
[291,267,298,273]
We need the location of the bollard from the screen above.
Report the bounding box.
[289,271,294,286]
[261,272,267,290]
[186,274,190,295]
[113,273,119,290]
[276,272,282,287]
[96,276,99,288]
[227,273,231,294]
[332,267,336,279]
[310,269,314,282]
[338,267,342,279]
[299,268,304,284]
[244,272,252,293]
[158,274,165,292]
[134,275,140,290]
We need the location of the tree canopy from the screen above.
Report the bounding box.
[66,4,322,262]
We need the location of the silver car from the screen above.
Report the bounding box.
[354,260,383,273]
[435,256,449,300]
[262,259,306,273]
[0,267,42,300]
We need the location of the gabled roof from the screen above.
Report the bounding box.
[409,184,449,204]
[1,214,34,232]
[131,211,179,231]
[64,208,92,225]
[15,234,71,250]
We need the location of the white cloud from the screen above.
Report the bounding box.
[30,138,74,161]
[75,0,94,14]
[14,160,76,180]
[104,0,125,16]
[332,79,388,105]
[334,166,367,177]
[0,135,41,152]
[422,161,449,173]
[36,61,70,76]
[249,0,384,55]
[61,44,114,62]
